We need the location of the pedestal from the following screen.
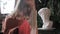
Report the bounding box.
[38,28,56,34]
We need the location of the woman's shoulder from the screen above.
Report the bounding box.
[5,15,18,22]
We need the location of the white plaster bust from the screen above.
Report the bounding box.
[38,7,53,29]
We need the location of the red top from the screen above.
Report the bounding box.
[19,19,31,34]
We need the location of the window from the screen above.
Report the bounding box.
[0,0,15,14]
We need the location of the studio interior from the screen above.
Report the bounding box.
[0,0,60,34]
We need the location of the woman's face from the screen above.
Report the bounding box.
[16,12,24,21]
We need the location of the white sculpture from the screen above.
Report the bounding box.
[38,7,53,29]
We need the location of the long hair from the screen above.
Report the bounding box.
[8,0,31,19]
[18,0,32,16]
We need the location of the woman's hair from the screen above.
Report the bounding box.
[18,0,31,16]
[8,0,32,18]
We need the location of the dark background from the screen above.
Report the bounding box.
[35,0,60,34]
[35,0,60,29]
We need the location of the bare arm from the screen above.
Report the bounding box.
[1,16,11,32]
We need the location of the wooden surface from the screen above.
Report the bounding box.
[38,30,56,34]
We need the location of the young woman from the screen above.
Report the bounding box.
[2,9,31,34]
[1,0,32,34]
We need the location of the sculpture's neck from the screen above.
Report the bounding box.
[43,19,51,23]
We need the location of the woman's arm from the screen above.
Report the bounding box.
[8,27,18,34]
[1,16,11,33]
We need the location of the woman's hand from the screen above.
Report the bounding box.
[8,27,18,34]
